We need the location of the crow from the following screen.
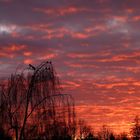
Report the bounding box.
[29,64,36,70]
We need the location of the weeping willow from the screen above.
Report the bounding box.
[0,61,76,140]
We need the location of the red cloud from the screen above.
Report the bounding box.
[132,16,140,21]
[0,45,26,59]
[34,6,89,16]
[23,51,32,56]
[6,45,26,51]
[24,59,33,64]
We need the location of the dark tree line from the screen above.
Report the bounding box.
[0,61,140,140]
[75,117,140,140]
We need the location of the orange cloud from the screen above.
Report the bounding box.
[39,53,57,60]
[34,6,89,16]
[0,52,14,58]
[67,53,94,59]
[90,51,140,63]
[0,45,27,59]
[132,16,140,21]
[125,8,134,14]
[67,51,111,59]
[112,16,128,23]
[5,45,26,52]
[23,51,32,56]
[65,62,98,69]
[24,59,33,64]
[61,80,81,90]
[85,24,107,34]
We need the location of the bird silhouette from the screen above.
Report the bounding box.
[29,64,36,70]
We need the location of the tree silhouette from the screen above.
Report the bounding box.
[78,119,93,140]
[0,127,12,140]
[98,125,114,140]
[131,115,140,140]
[84,132,95,140]
[0,61,76,140]
[118,132,129,140]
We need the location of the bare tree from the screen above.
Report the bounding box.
[98,125,114,140]
[78,119,93,140]
[116,132,129,140]
[0,61,76,140]
[130,115,140,140]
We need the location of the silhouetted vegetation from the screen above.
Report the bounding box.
[77,119,94,140]
[0,61,75,140]
[130,116,140,140]
[0,127,12,140]
[0,61,139,140]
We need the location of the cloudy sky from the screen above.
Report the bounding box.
[0,0,140,133]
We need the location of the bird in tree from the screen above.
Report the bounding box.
[29,64,36,70]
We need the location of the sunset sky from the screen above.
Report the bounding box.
[0,0,140,134]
